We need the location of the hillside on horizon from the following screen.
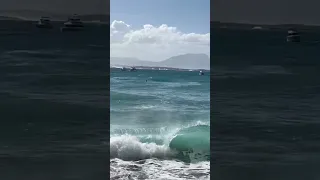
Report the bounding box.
[0,10,109,22]
[111,54,210,70]
[211,21,320,31]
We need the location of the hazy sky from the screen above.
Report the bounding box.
[212,0,320,25]
[0,0,109,14]
[110,0,210,61]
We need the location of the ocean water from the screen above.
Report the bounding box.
[0,20,109,180]
[110,69,210,179]
[211,28,320,179]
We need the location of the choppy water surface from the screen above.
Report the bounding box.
[110,69,210,179]
[0,20,109,180]
[211,28,320,179]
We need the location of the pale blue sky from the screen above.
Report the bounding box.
[110,0,210,34]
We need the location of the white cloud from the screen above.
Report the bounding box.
[110,20,210,61]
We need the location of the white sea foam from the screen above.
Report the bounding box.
[110,135,175,161]
[111,158,210,180]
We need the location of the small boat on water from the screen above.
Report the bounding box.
[252,26,263,30]
[130,67,137,72]
[36,17,53,29]
[199,71,204,76]
[287,29,300,42]
[60,14,84,32]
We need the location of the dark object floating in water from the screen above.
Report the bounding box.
[199,71,204,75]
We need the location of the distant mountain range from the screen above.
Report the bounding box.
[0,16,22,21]
[111,54,210,70]
[0,10,109,22]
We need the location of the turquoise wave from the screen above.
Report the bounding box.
[169,125,210,162]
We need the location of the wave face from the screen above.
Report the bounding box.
[110,69,210,179]
[169,124,210,162]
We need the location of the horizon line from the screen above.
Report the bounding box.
[210,20,320,27]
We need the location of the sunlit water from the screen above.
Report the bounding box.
[110,68,210,179]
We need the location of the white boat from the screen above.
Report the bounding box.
[287,29,300,42]
[252,26,263,30]
[130,67,137,71]
[60,14,84,32]
[36,17,53,29]
[199,71,204,76]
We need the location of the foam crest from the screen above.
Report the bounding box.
[111,127,168,135]
[110,135,175,161]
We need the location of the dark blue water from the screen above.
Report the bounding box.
[0,20,109,180]
[211,28,320,179]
